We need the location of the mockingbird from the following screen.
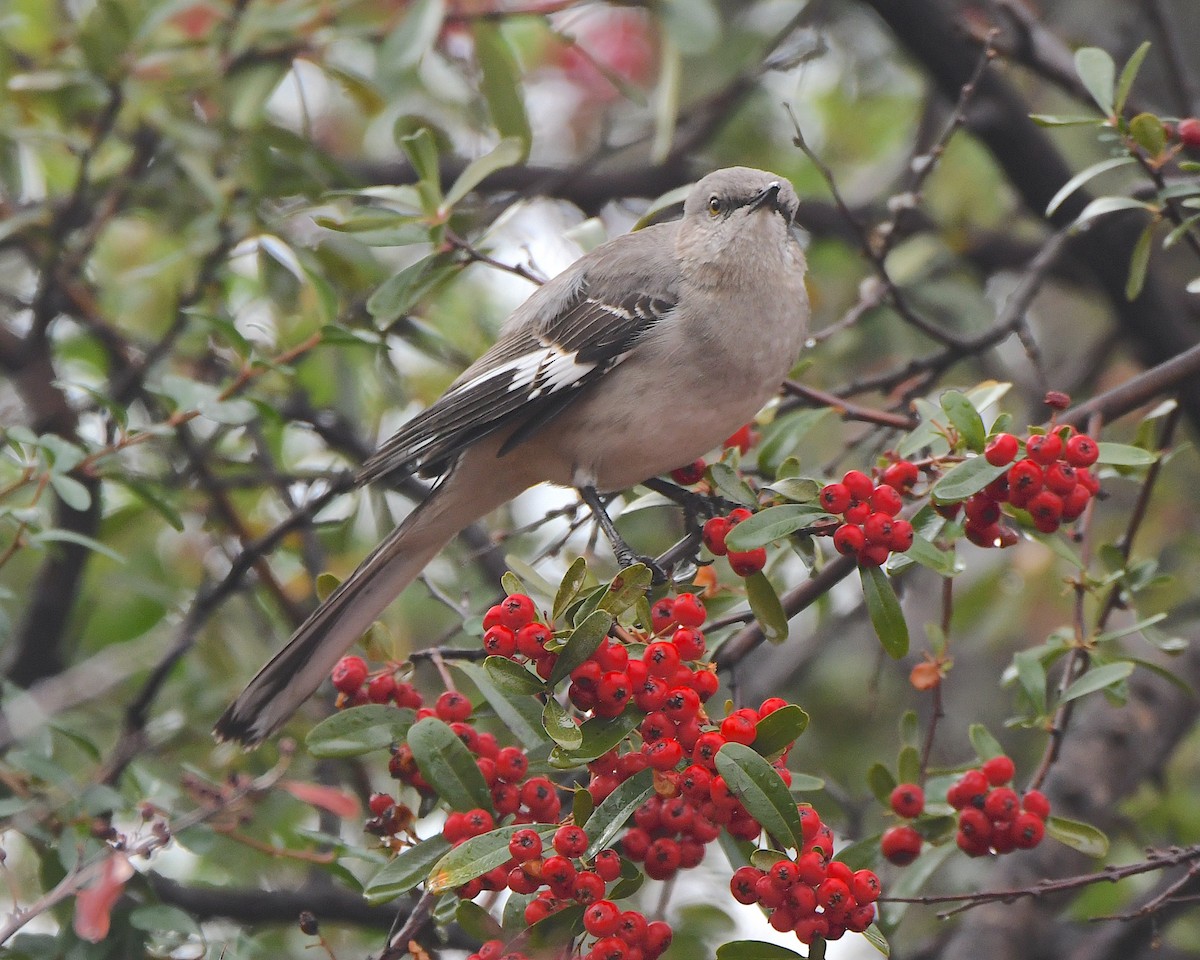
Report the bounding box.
[215,166,810,746]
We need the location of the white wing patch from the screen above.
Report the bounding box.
[446,341,620,405]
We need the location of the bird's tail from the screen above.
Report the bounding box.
[213,451,523,747]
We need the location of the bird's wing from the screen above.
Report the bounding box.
[358,228,679,484]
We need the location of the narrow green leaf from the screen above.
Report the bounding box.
[863,923,891,956]
[443,137,526,209]
[900,534,957,576]
[1126,222,1154,300]
[860,566,910,659]
[897,746,920,786]
[1060,661,1135,703]
[584,768,655,858]
[931,456,1009,503]
[305,705,415,758]
[752,705,809,759]
[408,717,492,811]
[761,477,821,503]
[553,557,590,622]
[1096,442,1157,466]
[715,742,803,850]
[940,390,986,452]
[572,786,594,826]
[1072,196,1149,228]
[1115,40,1152,114]
[455,900,503,942]
[1030,114,1106,127]
[452,661,546,750]
[1075,46,1116,115]
[745,571,789,644]
[428,824,557,893]
[367,255,454,322]
[473,23,531,154]
[900,710,920,749]
[364,835,452,903]
[968,723,1005,761]
[548,710,640,767]
[1045,156,1136,216]
[1162,213,1200,250]
[399,129,443,214]
[380,0,445,72]
[549,609,613,684]
[1045,815,1109,857]
[483,656,545,695]
[788,773,825,792]
[716,940,804,960]
[542,696,582,749]
[725,505,835,551]
[32,528,123,563]
[707,461,758,506]
[597,564,653,616]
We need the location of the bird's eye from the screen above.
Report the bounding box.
[707,196,722,216]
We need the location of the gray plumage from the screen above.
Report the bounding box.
[215,166,810,746]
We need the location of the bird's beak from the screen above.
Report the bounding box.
[746,182,782,215]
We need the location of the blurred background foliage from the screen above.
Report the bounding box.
[3,0,1200,957]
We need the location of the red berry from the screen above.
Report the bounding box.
[890,783,925,819]
[643,837,682,880]
[956,828,991,857]
[1012,810,1046,848]
[958,807,991,842]
[728,547,767,577]
[819,482,852,514]
[870,483,904,516]
[671,627,706,660]
[1044,461,1078,495]
[595,671,632,715]
[649,597,675,633]
[1065,434,1099,467]
[498,593,536,629]
[645,920,672,959]
[724,423,756,453]
[670,459,705,485]
[368,792,394,817]
[842,470,874,502]
[1007,458,1044,502]
[1025,433,1062,465]
[673,592,706,627]
[982,755,1015,785]
[644,641,680,678]
[880,824,922,865]
[644,737,684,771]
[816,876,851,912]
[331,655,368,693]
[720,713,757,745]
[888,518,914,552]
[858,543,890,566]
[833,523,865,556]
[984,786,1020,822]
[758,696,788,717]
[702,516,732,556]
[844,501,871,524]
[594,848,622,881]
[881,459,919,492]
[1061,484,1092,521]
[663,685,700,722]
[852,868,881,904]
[496,746,529,783]
[1022,789,1051,820]
[862,512,895,546]
[690,668,719,701]
[584,899,622,936]
[1028,490,1063,526]
[367,673,396,703]
[1179,117,1200,147]
[965,493,1001,525]
[435,690,472,723]
[985,433,1020,466]
[952,769,989,807]
[482,624,517,658]
[509,828,543,861]
[554,824,589,857]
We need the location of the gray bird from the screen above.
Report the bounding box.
[215,166,810,746]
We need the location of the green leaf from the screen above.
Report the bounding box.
[129,905,201,937]
[32,528,123,563]
[1115,40,1152,115]
[1072,196,1150,228]
[745,571,789,644]
[715,742,803,850]
[542,696,582,749]
[428,824,557,894]
[48,472,92,512]
[863,923,891,956]
[939,390,986,452]
[931,456,1009,503]
[473,23,531,154]
[761,477,821,503]
[896,745,920,786]
[860,566,909,659]
[408,717,492,811]
[553,557,590,622]
[725,505,835,551]
[899,534,957,576]
[597,564,653,616]
[1030,114,1106,127]
[443,137,526,209]
[380,0,445,72]
[367,255,456,322]
[364,835,452,903]
[1126,221,1154,300]
[573,785,594,826]
[788,773,826,792]
[1075,46,1116,115]
[549,609,613,684]
[1096,442,1157,466]
[752,705,809,759]
[756,408,830,473]
[1046,815,1109,857]
[1060,661,1135,703]
[548,710,640,767]
[584,768,655,857]
[716,941,805,960]
[483,656,545,695]
[400,129,443,215]
[1046,156,1136,217]
[707,461,758,507]
[452,661,546,750]
[305,705,415,758]
[968,723,1004,761]
[456,899,503,942]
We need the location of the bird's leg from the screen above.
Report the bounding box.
[641,477,741,526]
[578,486,668,584]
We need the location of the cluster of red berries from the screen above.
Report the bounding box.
[612,696,799,882]
[701,507,768,576]
[948,429,1100,546]
[478,593,560,676]
[879,755,1051,864]
[730,807,879,945]
[817,467,917,566]
[330,655,423,710]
